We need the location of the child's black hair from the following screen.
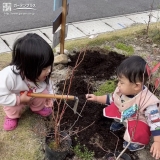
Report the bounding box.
[10,33,54,86]
[117,56,148,84]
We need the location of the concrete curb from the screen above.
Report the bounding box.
[0,9,159,54]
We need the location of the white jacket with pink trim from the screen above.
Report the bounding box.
[0,65,54,107]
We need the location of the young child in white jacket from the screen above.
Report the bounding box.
[0,33,54,131]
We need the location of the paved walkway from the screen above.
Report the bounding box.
[0,10,159,54]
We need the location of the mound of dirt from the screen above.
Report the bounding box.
[68,48,126,80]
[52,48,137,159]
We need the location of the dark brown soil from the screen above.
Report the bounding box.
[53,48,138,159]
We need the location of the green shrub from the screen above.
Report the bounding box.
[73,142,94,160]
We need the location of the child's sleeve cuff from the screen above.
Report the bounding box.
[151,130,160,136]
[16,96,21,105]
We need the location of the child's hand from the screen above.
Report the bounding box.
[45,98,53,107]
[150,141,160,159]
[86,94,97,101]
[20,91,32,104]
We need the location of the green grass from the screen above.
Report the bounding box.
[65,22,160,53]
[64,23,145,51]
[94,80,117,96]
[149,29,160,44]
[103,45,111,51]
[0,108,45,160]
[115,42,134,55]
[0,53,11,70]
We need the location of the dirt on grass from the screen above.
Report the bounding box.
[51,48,138,160]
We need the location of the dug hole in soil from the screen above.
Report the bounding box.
[50,48,139,160]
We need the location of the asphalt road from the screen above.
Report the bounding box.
[0,0,159,34]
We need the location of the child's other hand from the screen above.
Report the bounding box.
[20,91,32,104]
[45,98,53,107]
[150,141,160,159]
[86,94,96,101]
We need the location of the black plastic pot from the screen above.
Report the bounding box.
[45,131,72,160]
[105,151,132,160]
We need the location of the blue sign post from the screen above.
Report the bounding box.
[53,0,62,11]
[53,0,69,54]
[53,0,69,11]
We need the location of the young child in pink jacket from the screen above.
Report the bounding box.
[86,56,160,159]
